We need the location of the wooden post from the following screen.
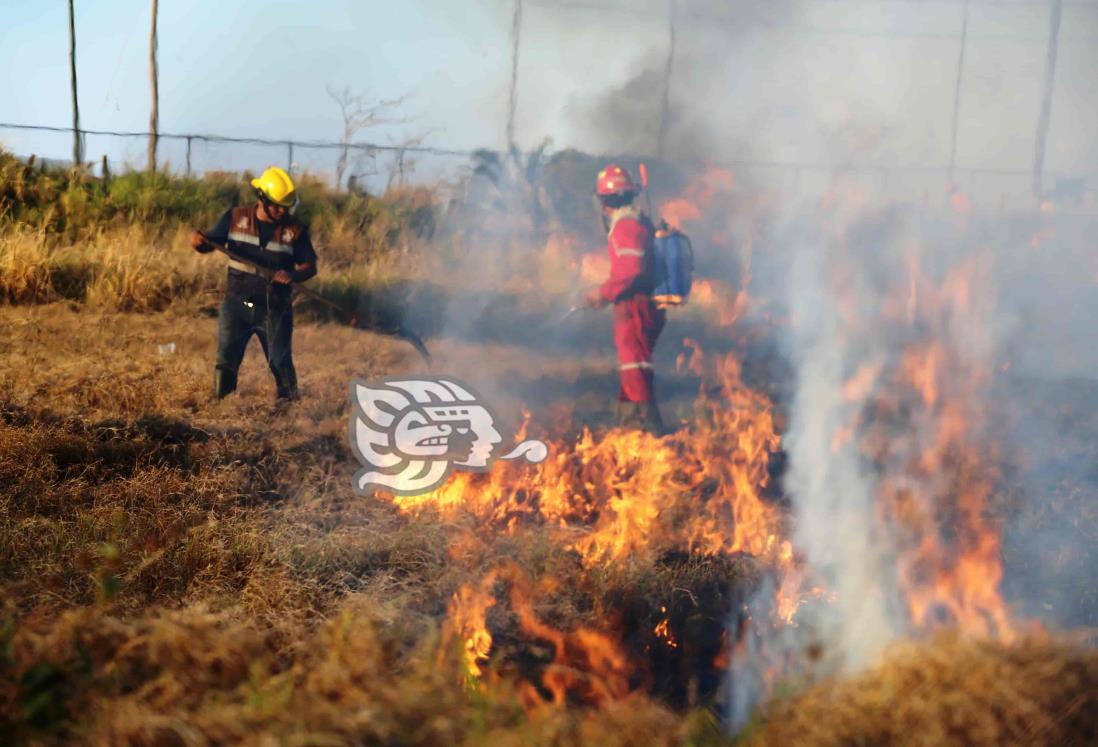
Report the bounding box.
[185,137,192,177]
[1033,0,1063,200]
[68,0,83,168]
[287,141,294,172]
[505,0,523,151]
[148,0,159,172]
[947,0,969,182]
[656,0,677,160]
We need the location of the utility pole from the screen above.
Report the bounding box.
[1032,0,1063,200]
[68,0,83,168]
[506,0,523,152]
[656,0,677,160]
[947,0,969,183]
[148,0,159,172]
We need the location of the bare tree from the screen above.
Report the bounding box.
[385,131,437,191]
[326,85,403,190]
[346,148,380,195]
[148,0,159,172]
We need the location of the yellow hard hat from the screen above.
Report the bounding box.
[250,166,298,207]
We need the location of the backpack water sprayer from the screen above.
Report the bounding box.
[639,164,694,309]
[651,222,694,308]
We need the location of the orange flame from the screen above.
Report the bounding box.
[445,571,498,680]
[653,607,678,649]
[388,348,783,565]
[446,563,633,709]
[867,259,1014,641]
[659,166,735,231]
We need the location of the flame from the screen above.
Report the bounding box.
[659,166,735,231]
[866,259,1014,640]
[580,252,610,286]
[446,563,633,709]
[445,571,498,679]
[442,176,1019,714]
[661,198,701,230]
[689,278,749,327]
[385,344,795,703]
[387,348,782,565]
[653,607,678,648]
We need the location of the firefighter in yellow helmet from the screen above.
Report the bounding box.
[189,166,318,400]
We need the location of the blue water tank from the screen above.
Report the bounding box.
[651,225,693,307]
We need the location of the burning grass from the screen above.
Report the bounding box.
[0,305,743,744]
[3,309,1090,744]
[3,155,1097,743]
[747,633,1098,747]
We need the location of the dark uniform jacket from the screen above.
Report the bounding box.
[203,205,317,302]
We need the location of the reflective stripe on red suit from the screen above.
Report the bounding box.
[599,206,665,403]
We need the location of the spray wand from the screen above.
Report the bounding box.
[639,162,655,219]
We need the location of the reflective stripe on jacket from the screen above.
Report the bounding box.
[599,205,656,304]
[224,205,306,275]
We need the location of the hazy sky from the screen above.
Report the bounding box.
[2,1,1096,187]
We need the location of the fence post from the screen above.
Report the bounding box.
[287,141,294,172]
[67,0,83,168]
[185,137,192,177]
[506,0,523,151]
[947,0,970,183]
[1033,0,1063,201]
[656,0,676,160]
[148,0,159,172]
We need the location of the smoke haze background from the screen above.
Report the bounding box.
[2,0,1096,197]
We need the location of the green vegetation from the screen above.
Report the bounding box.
[0,148,437,248]
[0,149,437,317]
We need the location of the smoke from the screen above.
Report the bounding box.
[398,0,1098,716]
[782,215,900,670]
[718,179,1098,729]
[393,150,627,439]
[561,0,1098,204]
[569,0,805,166]
[579,65,672,159]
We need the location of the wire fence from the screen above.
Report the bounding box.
[3,120,1091,210]
[0,120,475,187]
[5,0,1097,207]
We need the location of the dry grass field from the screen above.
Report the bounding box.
[0,299,734,745]
[3,156,1097,745]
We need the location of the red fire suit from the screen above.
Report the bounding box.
[599,206,666,403]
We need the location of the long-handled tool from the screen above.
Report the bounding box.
[558,305,582,323]
[639,162,655,218]
[198,233,431,366]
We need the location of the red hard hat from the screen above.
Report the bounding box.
[595,164,638,197]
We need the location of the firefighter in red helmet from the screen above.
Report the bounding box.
[583,164,667,434]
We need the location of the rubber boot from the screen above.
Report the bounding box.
[616,400,666,436]
[641,400,667,436]
[616,401,645,430]
[272,365,299,401]
[214,367,237,399]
